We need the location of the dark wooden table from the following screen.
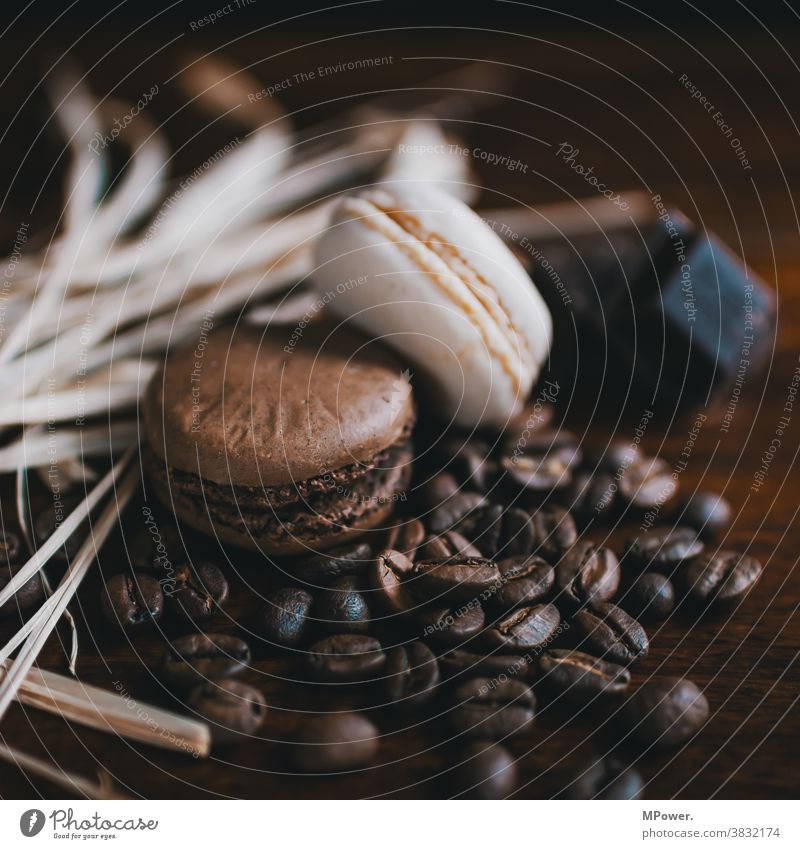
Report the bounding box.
[1,18,798,799]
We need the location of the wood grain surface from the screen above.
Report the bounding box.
[0,18,798,799]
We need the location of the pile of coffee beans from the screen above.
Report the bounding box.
[75,413,759,798]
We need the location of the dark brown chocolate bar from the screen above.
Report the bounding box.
[488,195,775,413]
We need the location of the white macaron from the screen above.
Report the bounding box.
[311,184,553,429]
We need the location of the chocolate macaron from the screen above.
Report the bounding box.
[143,324,415,555]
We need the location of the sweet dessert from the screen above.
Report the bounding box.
[311,184,553,429]
[143,323,415,555]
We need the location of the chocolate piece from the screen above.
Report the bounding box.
[509,194,775,411]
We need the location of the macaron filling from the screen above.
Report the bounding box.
[144,438,413,553]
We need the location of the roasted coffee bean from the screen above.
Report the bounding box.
[619,456,677,509]
[451,741,518,799]
[680,550,762,607]
[501,447,575,493]
[678,491,731,539]
[584,439,641,474]
[491,555,554,611]
[100,572,164,633]
[293,542,372,584]
[502,401,555,453]
[187,679,266,742]
[313,575,371,634]
[573,602,649,665]
[624,526,704,570]
[557,756,643,799]
[286,712,379,772]
[497,507,536,558]
[556,541,620,606]
[426,491,485,535]
[622,677,709,748]
[414,556,500,604]
[159,633,250,688]
[417,472,460,513]
[0,531,22,564]
[458,503,503,555]
[482,603,561,651]
[624,573,675,622]
[383,641,440,710]
[521,429,581,463]
[418,604,485,648]
[567,470,617,520]
[537,649,631,700]
[441,436,497,492]
[256,587,314,647]
[416,531,482,561]
[438,647,532,681]
[306,634,386,683]
[502,430,582,491]
[367,549,418,617]
[530,505,578,563]
[35,501,81,563]
[0,564,45,617]
[169,561,228,622]
[448,677,536,739]
[389,519,426,557]
[129,522,185,573]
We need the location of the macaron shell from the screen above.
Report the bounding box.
[143,442,412,555]
[312,186,552,428]
[314,224,513,427]
[363,185,552,367]
[179,503,395,555]
[143,323,415,488]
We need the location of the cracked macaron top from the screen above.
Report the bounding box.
[311,184,553,429]
[143,323,415,489]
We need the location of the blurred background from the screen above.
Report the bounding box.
[0,0,797,800]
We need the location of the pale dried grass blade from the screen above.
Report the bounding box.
[479,193,651,240]
[0,447,136,609]
[0,423,138,472]
[177,50,289,131]
[88,99,169,244]
[14,455,80,675]
[0,743,126,799]
[0,462,138,721]
[0,71,106,365]
[1,663,211,758]
[246,289,319,325]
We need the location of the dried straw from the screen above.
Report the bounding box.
[0,743,127,799]
[0,458,140,722]
[0,448,136,610]
[2,663,210,758]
